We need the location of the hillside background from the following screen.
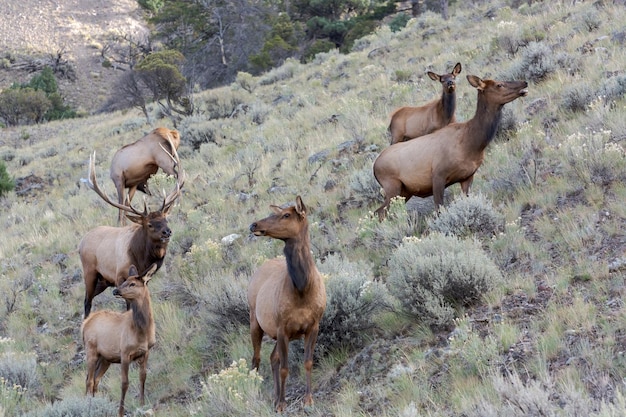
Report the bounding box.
[1,1,626,416]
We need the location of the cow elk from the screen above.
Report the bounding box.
[79,148,184,318]
[248,196,327,412]
[110,127,181,224]
[388,62,462,145]
[82,264,157,417]
[374,74,528,220]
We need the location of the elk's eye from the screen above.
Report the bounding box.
[283,213,290,219]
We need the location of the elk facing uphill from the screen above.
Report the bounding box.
[110,127,181,224]
[79,150,184,318]
[248,196,327,412]
[82,264,157,417]
[374,75,528,220]
[388,62,462,145]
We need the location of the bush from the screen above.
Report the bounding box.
[316,255,392,354]
[509,41,557,83]
[0,88,51,126]
[303,39,337,63]
[427,194,504,239]
[561,82,595,113]
[387,233,502,329]
[0,161,15,197]
[23,396,118,417]
[0,342,39,393]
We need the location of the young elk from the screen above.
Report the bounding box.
[82,264,157,417]
[110,127,181,224]
[388,62,462,144]
[248,196,327,412]
[79,148,184,318]
[374,74,528,220]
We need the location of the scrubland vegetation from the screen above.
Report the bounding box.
[1,1,626,416]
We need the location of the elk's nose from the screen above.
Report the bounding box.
[113,288,120,296]
[250,223,257,232]
[162,228,172,237]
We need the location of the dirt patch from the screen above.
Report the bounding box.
[0,0,148,113]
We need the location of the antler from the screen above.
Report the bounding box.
[158,137,186,214]
[88,152,148,217]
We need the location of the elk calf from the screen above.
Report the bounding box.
[82,264,157,417]
[389,62,462,144]
[374,74,528,220]
[248,196,327,412]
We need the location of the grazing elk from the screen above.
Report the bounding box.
[82,264,157,417]
[79,148,184,318]
[374,74,528,220]
[248,196,327,412]
[110,127,181,224]
[388,62,462,145]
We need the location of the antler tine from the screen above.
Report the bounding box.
[159,138,186,213]
[88,151,143,215]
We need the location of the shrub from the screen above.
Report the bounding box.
[561,82,595,113]
[0,88,51,126]
[0,341,39,392]
[427,194,504,239]
[389,13,411,33]
[316,255,392,354]
[350,166,382,205]
[195,359,269,417]
[387,233,502,329]
[303,39,337,63]
[23,396,118,417]
[0,161,15,197]
[509,41,557,83]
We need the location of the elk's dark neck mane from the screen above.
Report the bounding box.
[130,294,153,334]
[439,89,456,123]
[283,224,315,294]
[129,229,167,271]
[467,92,503,151]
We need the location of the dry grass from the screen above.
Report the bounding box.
[1,1,626,416]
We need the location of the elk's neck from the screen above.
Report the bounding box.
[129,231,168,269]
[439,90,456,123]
[466,92,503,152]
[130,294,154,339]
[283,226,316,294]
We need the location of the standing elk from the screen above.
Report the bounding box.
[82,263,157,417]
[79,147,184,318]
[388,62,462,145]
[110,127,181,225]
[374,74,528,220]
[248,196,327,412]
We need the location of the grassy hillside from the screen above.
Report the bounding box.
[1,1,626,416]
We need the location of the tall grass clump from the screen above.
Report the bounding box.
[427,193,504,239]
[192,358,269,417]
[316,255,392,354]
[387,233,502,329]
[23,396,118,417]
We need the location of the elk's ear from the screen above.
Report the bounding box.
[142,263,158,283]
[467,75,485,90]
[295,195,306,217]
[128,265,139,277]
[270,205,282,214]
[452,62,462,76]
[427,71,439,81]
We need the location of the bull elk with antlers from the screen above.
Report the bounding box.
[388,62,462,145]
[110,127,181,225]
[79,144,184,318]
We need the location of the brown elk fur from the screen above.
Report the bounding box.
[388,62,462,145]
[82,264,157,417]
[374,75,528,220]
[248,196,327,412]
[110,127,181,224]
[80,151,184,318]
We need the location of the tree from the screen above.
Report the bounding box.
[135,50,191,124]
[0,88,51,126]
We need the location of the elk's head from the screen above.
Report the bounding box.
[467,75,528,105]
[250,196,307,241]
[428,62,462,94]
[113,264,157,300]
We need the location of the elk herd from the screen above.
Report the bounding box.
[77,62,527,415]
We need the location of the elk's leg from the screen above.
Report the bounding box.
[460,175,474,197]
[83,269,99,318]
[275,331,290,412]
[374,180,402,221]
[250,314,264,370]
[93,357,111,394]
[119,359,130,417]
[85,349,98,396]
[303,325,320,407]
[138,353,149,405]
[113,179,127,226]
[432,175,447,210]
[269,344,281,408]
